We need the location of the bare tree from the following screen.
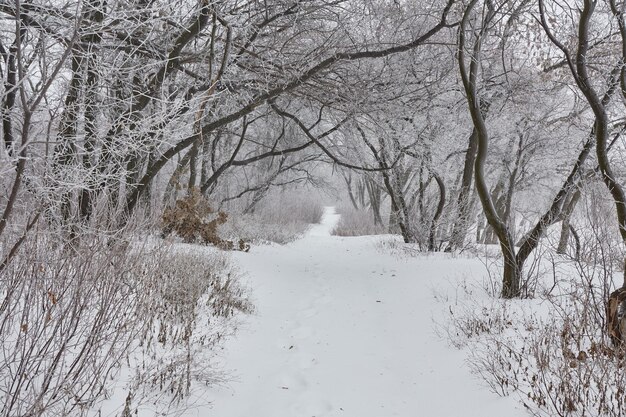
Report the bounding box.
[538,0,626,344]
[458,0,615,298]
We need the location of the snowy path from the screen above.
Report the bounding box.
[203,207,526,417]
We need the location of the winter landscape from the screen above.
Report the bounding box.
[3,0,626,416]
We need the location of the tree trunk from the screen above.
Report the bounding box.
[1,40,17,156]
[365,178,383,226]
[557,188,582,255]
[482,179,506,244]
[502,132,525,238]
[392,168,414,243]
[79,6,104,220]
[459,0,521,298]
[428,171,446,251]
[447,129,479,251]
[188,142,199,191]
[342,172,361,211]
[383,173,412,243]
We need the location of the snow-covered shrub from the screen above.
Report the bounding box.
[253,190,324,225]
[464,283,626,417]
[0,231,152,417]
[219,213,310,244]
[574,184,626,283]
[120,248,253,413]
[331,205,387,237]
[442,208,626,417]
[375,237,424,258]
[444,300,515,350]
[0,221,252,417]
[376,237,476,260]
[220,190,325,244]
[470,238,561,299]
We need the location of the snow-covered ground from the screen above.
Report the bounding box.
[195,207,528,417]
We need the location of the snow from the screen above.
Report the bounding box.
[193,207,528,417]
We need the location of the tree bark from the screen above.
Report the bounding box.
[447,129,479,251]
[79,0,105,220]
[428,171,446,251]
[1,40,17,156]
[557,188,582,255]
[365,178,383,226]
[459,0,521,298]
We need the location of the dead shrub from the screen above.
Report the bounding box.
[0,210,253,417]
[442,238,626,417]
[121,249,254,414]
[0,230,151,417]
[219,212,310,244]
[162,189,249,251]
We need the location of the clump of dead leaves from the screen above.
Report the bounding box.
[162,188,249,252]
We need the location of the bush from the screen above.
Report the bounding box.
[0,222,253,416]
[253,191,325,225]
[440,237,626,417]
[220,190,325,244]
[0,231,149,417]
[122,248,253,413]
[162,189,249,251]
[220,213,311,245]
[332,205,387,237]
[461,288,626,417]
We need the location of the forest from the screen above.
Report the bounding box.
[2,0,626,416]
